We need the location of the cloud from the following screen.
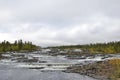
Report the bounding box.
[0,0,120,46]
[0,14,119,46]
[0,10,12,24]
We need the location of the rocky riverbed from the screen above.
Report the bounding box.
[64,54,120,80]
[0,50,120,80]
[0,51,98,80]
[65,61,111,80]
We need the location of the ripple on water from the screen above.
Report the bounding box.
[0,69,97,80]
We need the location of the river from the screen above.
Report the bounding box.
[0,52,98,80]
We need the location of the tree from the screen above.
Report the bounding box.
[0,39,38,52]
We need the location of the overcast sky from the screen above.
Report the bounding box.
[0,0,120,46]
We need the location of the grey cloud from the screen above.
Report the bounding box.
[0,0,120,46]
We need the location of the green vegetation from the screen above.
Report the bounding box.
[54,41,120,54]
[0,40,38,52]
[108,59,120,80]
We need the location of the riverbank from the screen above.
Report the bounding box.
[65,59,120,80]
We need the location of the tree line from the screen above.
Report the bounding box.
[53,41,120,54]
[0,40,38,52]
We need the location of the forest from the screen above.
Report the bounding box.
[0,40,38,52]
[54,41,120,54]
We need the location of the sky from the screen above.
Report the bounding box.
[0,0,120,46]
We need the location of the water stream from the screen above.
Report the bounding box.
[0,52,100,80]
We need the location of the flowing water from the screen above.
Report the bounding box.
[0,52,98,80]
